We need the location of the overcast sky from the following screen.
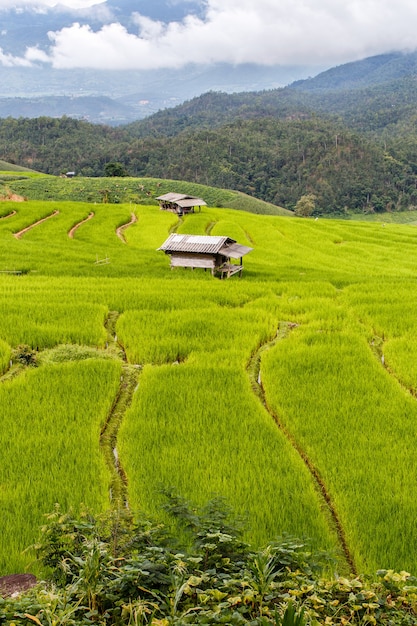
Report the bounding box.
[3,0,417,71]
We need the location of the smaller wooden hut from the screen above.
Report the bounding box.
[158,234,252,278]
[156,193,207,215]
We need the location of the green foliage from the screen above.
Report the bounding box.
[104,161,128,177]
[2,110,417,214]
[2,502,417,625]
[278,602,306,626]
[0,360,121,573]
[294,194,317,217]
[0,160,35,172]
[6,174,289,215]
[37,343,118,365]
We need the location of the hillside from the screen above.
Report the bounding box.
[290,51,417,91]
[2,114,417,215]
[1,186,417,621]
[125,51,417,138]
[0,159,34,172]
[1,191,417,574]
[122,52,417,185]
[2,173,291,216]
[4,52,417,214]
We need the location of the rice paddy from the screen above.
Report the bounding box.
[1,192,417,576]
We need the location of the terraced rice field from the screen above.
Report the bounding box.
[1,193,417,576]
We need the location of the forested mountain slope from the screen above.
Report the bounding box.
[291,51,417,91]
[4,51,417,215]
[2,115,415,214]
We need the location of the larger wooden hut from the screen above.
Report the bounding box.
[158,234,252,278]
[156,193,207,215]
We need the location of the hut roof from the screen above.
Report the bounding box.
[176,198,207,208]
[221,242,253,258]
[156,192,187,202]
[156,193,207,207]
[158,234,252,257]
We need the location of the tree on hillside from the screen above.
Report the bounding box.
[294,193,317,216]
[104,161,128,177]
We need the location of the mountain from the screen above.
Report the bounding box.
[4,49,417,215]
[124,51,417,140]
[0,63,320,124]
[1,111,415,216]
[0,95,137,125]
[290,51,417,91]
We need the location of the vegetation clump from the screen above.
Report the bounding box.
[2,496,417,625]
[38,344,117,365]
[294,194,317,217]
[13,344,38,367]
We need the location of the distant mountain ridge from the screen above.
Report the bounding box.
[2,49,416,127]
[0,63,318,124]
[124,50,417,138]
[290,51,417,91]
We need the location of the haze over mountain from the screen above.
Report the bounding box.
[3,0,417,124]
[1,0,417,123]
[0,0,325,120]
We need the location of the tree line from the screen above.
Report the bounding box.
[1,106,417,214]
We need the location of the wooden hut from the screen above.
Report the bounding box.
[158,234,252,278]
[156,193,207,215]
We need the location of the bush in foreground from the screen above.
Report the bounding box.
[1,494,417,625]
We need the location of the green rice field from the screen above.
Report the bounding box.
[1,185,417,577]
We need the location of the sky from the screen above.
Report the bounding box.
[3,0,417,71]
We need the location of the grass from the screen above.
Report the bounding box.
[0,359,121,574]
[0,338,11,375]
[262,324,417,573]
[1,189,417,576]
[5,175,292,216]
[0,161,37,173]
[345,209,417,224]
[118,362,338,553]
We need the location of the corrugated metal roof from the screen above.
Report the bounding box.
[176,198,207,208]
[156,193,207,206]
[156,193,188,202]
[158,234,234,254]
[219,243,253,258]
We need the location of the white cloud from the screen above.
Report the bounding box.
[0,48,33,67]
[5,0,417,70]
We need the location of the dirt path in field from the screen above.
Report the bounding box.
[68,211,94,238]
[369,334,417,398]
[116,212,137,243]
[247,322,357,575]
[205,220,216,234]
[0,210,17,219]
[13,209,59,239]
[169,216,183,234]
[100,311,140,507]
[100,362,139,507]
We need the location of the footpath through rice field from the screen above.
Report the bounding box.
[100,310,140,508]
[247,320,356,574]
